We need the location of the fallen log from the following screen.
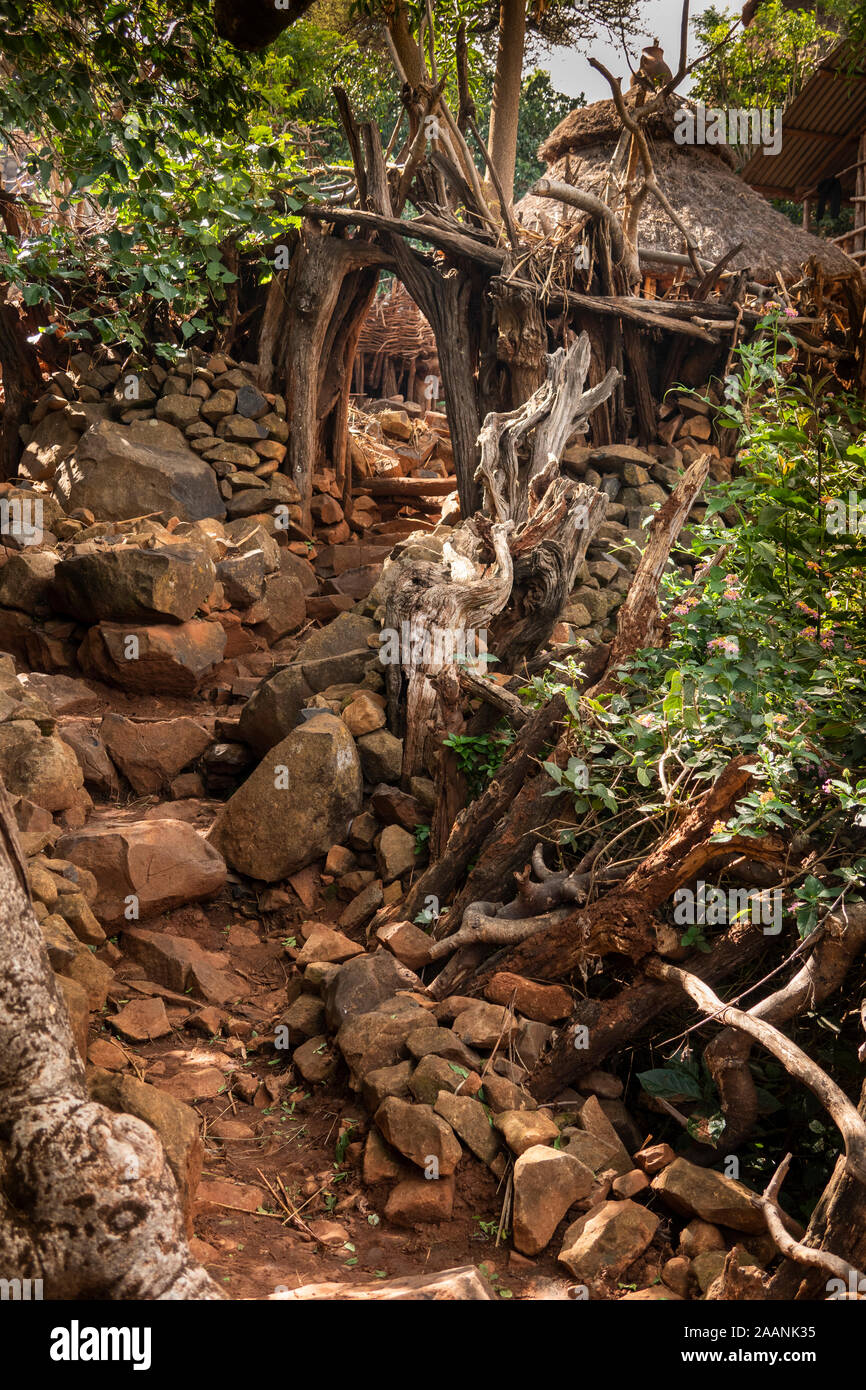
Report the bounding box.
[272,1264,494,1300]
[468,757,776,986]
[387,691,567,932]
[588,451,710,696]
[364,476,458,498]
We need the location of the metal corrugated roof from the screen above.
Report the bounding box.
[741,42,866,199]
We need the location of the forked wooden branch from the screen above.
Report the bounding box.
[589,59,704,276]
[467,756,773,985]
[761,1154,866,1293]
[645,958,866,1186]
[706,905,866,1150]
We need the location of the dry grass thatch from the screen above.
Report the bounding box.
[520,97,856,283]
[357,281,437,362]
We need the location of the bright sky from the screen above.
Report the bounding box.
[544,0,709,102]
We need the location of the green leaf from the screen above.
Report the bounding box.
[637,1066,703,1102]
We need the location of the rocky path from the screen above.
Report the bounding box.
[0,344,780,1301]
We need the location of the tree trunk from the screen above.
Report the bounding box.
[529,920,766,1099]
[0,783,219,1299]
[0,301,43,481]
[486,0,526,206]
[269,224,388,528]
[770,1080,866,1299]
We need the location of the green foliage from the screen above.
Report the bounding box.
[691,1,839,112]
[534,314,866,946]
[0,1,352,353]
[442,726,516,801]
[639,1050,727,1145]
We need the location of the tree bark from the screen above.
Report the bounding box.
[486,0,527,206]
[0,783,220,1299]
[0,301,43,481]
[272,224,389,528]
[529,920,766,1100]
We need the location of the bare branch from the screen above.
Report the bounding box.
[645,959,866,1186]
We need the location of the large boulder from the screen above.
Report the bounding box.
[56,818,227,923]
[512,1146,595,1256]
[651,1157,767,1234]
[78,620,226,695]
[209,713,362,881]
[54,418,225,522]
[0,721,84,811]
[238,611,378,756]
[51,544,216,624]
[101,713,212,794]
[87,1069,203,1234]
[0,551,58,614]
[121,927,244,1006]
[19,411,79,482]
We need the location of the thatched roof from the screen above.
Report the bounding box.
[356,281,437,362]
[518,96,856,283]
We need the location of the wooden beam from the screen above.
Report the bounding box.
[301,204,508,270]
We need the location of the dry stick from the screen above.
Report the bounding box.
[588,452,710,697]
[467,113,521,251]
[530,176,634,281]
[302,203,507,271]
[590,59,704,277]
[657,922,824,1049]
[457,667,529,726]
[761,1154,866,1290]
[644,958,866,1186]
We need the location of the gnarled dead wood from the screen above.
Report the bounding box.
[380,517,515,789]
[469,756,773,987]
[457,668,529,726]
[760,1154,866,1296]
[475,334,617,524]
[0,782,220,1299]
[379,691,567,939]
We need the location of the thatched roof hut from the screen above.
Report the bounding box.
[515,94,856,282]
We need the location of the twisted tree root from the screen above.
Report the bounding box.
[705,905,866,1151]
[644,958,866,1187]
